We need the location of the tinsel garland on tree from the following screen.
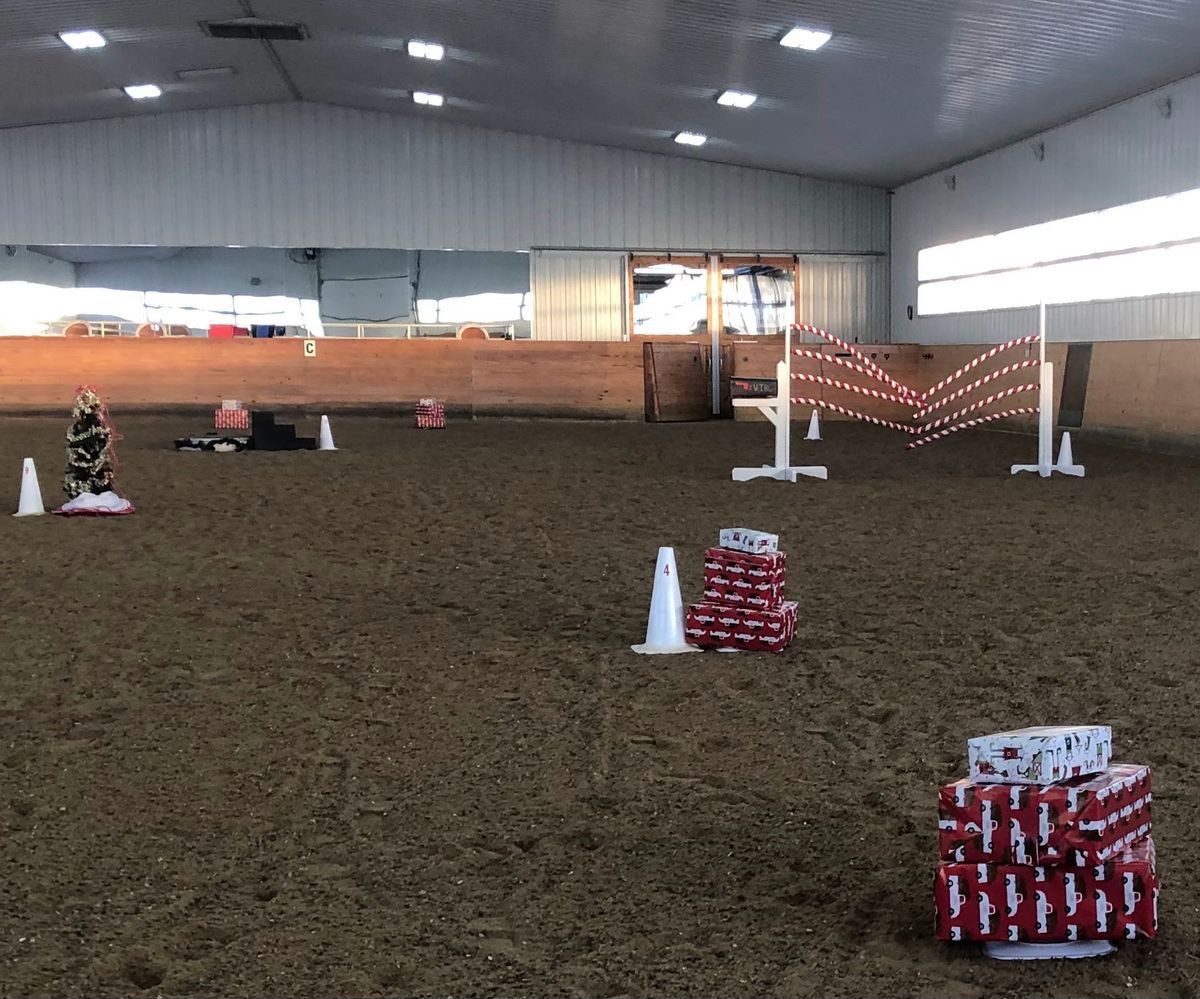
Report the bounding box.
[63,386,118,498]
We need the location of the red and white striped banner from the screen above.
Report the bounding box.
[906,407,1038,449]
[916,383,1039,434]
[916,359,1040,418]
[792,323,919,400]
[791,361,911,404]
[791,396,917,434]
[793,346,895,384]
[919,335,1039,402]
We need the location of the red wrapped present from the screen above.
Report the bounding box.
[415,398,446,429]
[685,600,797,653]
[935,836,1158,943]
[939,764,1151,866]
[702,547,786,607]
[214,407,250,431]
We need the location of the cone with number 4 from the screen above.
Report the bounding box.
[631,546,702,654]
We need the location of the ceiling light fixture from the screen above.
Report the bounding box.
[407,39,445,60]
[124,83,162,100]
[717,90,757,108]
[674,131,707,147]
[413,91,444,107]
[780,26,832,51]
[176,66,237,80]
[59,29,107,50]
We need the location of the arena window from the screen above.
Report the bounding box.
[917,185,1200,315]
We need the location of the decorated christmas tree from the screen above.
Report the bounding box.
[63,386,118,498]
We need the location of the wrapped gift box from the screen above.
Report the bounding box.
[718,528,779,555]
[214,407,250,430]
[415,398,446,429]
[939,764,1151,866]
[685,600,797,653]
[968,725,1112,785]
[703,547,786,607]
[935,836,1157,943]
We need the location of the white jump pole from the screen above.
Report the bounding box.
[1011,300,1084,478]
[732,323,828,482]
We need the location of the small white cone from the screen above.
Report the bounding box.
[1056,431,1075,467]
[14,457,45,517]
[804,408,821,441]
[1053,431,1085,477]
[318,415,337,451]
[631,546,702,655]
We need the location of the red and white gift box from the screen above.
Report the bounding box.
[685,600,797,653]
[935,836,1158,943]
[968,725,1112,785]
[702,547,786,608]
[415,398,446,429]
[214,407,250,430]
[939,764,1152,866]
[718,527,779,555]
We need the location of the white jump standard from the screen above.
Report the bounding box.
[1010,303,1085,478]
[731,326,828,482]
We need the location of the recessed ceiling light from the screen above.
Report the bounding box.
[717,90,757,109]
[407,39,444,60]
[674,131,707,147]
[59,29,107,50]
[124,84,162,100]
[780,26,832,50]
[176,66,237,81]
[413,91,444,107]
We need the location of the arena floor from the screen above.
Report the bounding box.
[2,415,1197,999]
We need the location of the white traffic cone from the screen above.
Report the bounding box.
[318,415,337,451]
[804,408,821,441]
[1053,431,1085,477]
[631,546,702,655]
[14,457,45,517]
[1057,432,1074,466]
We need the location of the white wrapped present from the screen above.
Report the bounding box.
[967,725,1112,785]
[718,527,779,554]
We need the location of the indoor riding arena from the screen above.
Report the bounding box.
[5,4,1200,999]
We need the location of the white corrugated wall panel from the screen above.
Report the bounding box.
[893,71,1200,344]
[0,103,887,253]
[531,250,626,341]
[797,255,890,344]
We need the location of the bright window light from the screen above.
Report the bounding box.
[918,241,1200,316]
[919,186,1200,283]
[417,292,525,324]
[124,83,162,100]
[717,90,757,109]
[413,91,444,107]
[674,131,707,147]
[916,183,1200,315]
[0,283,325,337]
[59,29,107,50]
[407,39,444,60]
[780,27,832,51]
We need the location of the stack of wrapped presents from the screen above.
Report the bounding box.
[415,398,446,429]
[214,399,250,431]
[684,528,797,653]
[936,725,1158,946]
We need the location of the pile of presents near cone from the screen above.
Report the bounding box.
[175,401,336,452]
[937,724,1157,958]
[631,528,798,655]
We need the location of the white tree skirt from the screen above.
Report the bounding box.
[54,491,135,516]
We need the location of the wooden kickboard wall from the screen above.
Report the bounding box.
[0,338,645,419]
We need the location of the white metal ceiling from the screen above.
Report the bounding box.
[5,0,1200,186]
